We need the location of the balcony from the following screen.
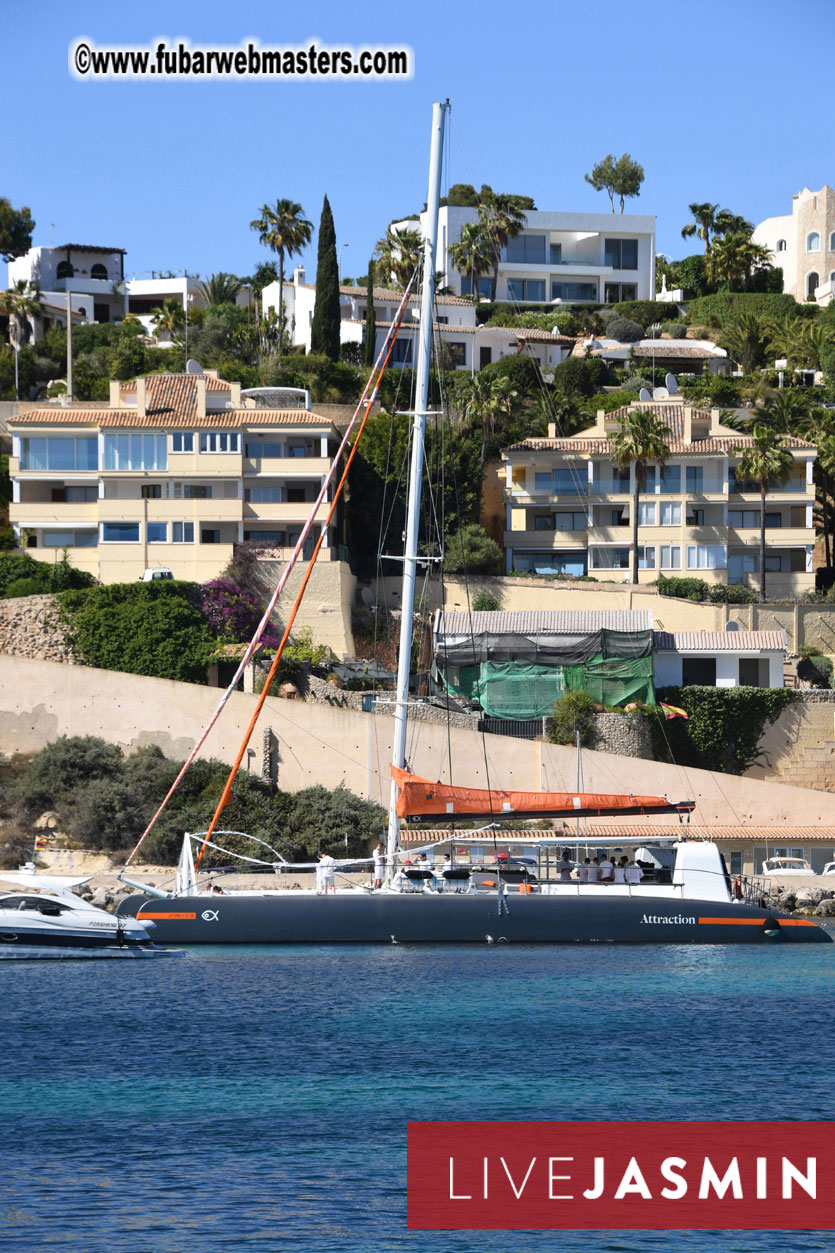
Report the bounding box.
[243,456,330,476]
[96,499,244,523]
[502,529,587,550]
[243,501,331,523]
[12,502,99,525]
[727,526,811,547]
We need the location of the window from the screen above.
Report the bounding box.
[184,484,212,499]
[739,658,769,688]
[659,545,681,569]
[659,466,681,494]
[507,278,546,302]
[638,545,655,569]
[807,232,821,252]
[686,544,726,569]
[245,487,283,503]
[807,272,820,298]
[604,239,639,270]
[198,431,239,454]
[682,657,716,686]
[659,502,681,526]
[505,235,546,263]
[728,509,760,528]
[686,466,703,493]
[638,502,656,526]
[609,465,631,492]
[535,472,552,493]
[765,512,782,528]
[590,547,630,570]
[609,508,627,526]
[141,484,162,499]
[686,508,704,527]
[446,342,467,367]
[605,283,638,303]
[554,512,587,531]
[553,466,587,495]
[831,233,835,251]
[391,339,413,364]
[549,243,562,264]
[103,433,167,471]
[286,486,307,503]
[42,528,97,548]
[729,468,758,494]
[102,522,140,543]
[201,529,221,544]
[90,263,108,280]
[551,281,598,301]
[460,276,493,298]
[172,522,195,543]
[56,260,74,279]
[777,239,787,252]
[65,486,98,503]
[20,437,98,472]
[147,523,167,543]
[534,516,553,530]
[172,433,194,453]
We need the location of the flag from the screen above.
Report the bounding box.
[33,834,48,852]
[661,703,689,721]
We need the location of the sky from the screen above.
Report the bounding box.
[5,0,835,287]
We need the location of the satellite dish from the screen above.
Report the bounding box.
[665,373,679,394]
[653,387,669,400]
[639,388,652,401]
[186,359,204,375]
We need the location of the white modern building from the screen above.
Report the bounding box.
[653,629,787,689]
[262,268,574,374]
[394,206,656,306]
[9,243,127,324]
[753,185,835,306]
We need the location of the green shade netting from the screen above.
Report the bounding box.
[443,662,565,719]
[563,655,656,707]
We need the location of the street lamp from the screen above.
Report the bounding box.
[338,242,350,279]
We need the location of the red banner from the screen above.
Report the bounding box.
[407,1121,835,1230]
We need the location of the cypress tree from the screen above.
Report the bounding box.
[364,258,376,367]
[310,194,340,361]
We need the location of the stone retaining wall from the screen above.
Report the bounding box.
[0,594,78,664]
[589,713,653,759]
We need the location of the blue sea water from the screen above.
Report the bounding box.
[2,941,834,1253]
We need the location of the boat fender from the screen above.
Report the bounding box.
[518,883,532,894]
[482,879,496,888]
[763,916,782,940]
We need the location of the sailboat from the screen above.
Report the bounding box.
[116,103,829,946]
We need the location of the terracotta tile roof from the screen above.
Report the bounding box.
[654,630,787,652]
[337,283,473,307]
[10,408,333,430]
[505,327,576,345]
[439,609,652,634]
[121,374,231,417]
[505,434,816,454]
[591,343,725,360]
[374,321,573,345]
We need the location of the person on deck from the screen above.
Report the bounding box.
[317,851,336,895]
[373,841,385,890]
[613,856,628,885]
[586,858,600,884]
[558,851,574,882]
[625,859,644,886]
[598,854,614,883]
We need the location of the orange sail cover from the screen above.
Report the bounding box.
[391,767,695,822]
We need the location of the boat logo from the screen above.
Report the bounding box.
[201,909,220,921]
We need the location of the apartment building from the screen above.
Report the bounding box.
[262,268,573,372]
[753,184,835,307]
[500,402,817,596]
[9,242,127,324]
[395,206,656,305]
[7,372,342,583]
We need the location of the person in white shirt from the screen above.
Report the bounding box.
[598,855,614,883]
[613,856,628,885]
[558,851,574,882]
[586,858,599,884]
[373,841,385,890]
[624,860,644,886]
[578,858,590,883]
[317,851,336,895]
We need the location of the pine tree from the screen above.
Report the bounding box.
[311,195,340,361]
[364,258,376,367]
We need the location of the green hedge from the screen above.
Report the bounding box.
[687,292,803,328]
[650,685,799,774]
[657,574,756,604]
[611,300,667,328]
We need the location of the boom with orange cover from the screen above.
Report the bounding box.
[391,767,695,823]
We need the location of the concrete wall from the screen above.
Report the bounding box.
[2,654,834,829]
[748,700,835,793]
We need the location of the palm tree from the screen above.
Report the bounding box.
[705,233,772,292]
[250,199,313,342]
[457,372,518,475]
[762,388,812,432]
[681,203,721,253]
[717,311,772,375]
[734,427,795,601]
[610,409,672,584]
[150,297,186,341]
[477,191,526,298]
[770,317,835,374]
[449,221,494,301]
[374,225,423,289]
[0,280,41,398]
[715,210,754,237]
[198,272,243,306]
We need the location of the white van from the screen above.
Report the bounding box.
[139,568,174,582]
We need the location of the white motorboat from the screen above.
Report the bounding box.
[0,869,175,960]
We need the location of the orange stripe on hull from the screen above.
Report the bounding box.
[698,917,765,925]
[140,911,197,920]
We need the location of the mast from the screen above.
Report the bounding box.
[386,99,449,875]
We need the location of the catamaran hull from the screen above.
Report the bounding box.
[117,893,831,945]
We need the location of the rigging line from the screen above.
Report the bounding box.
[194,288,419,871]
[124,278,417,870]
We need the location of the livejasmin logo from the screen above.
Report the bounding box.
[407,1121,835,1230]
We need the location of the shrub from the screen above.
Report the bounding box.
[662,320,686,336]
[797,653,833,688]
[14,735,124,819]
[549,690,598,746]
[612,301,666,328]
[656,574,755,604]
[583,356,614,388]
[480,354,542,393]
[620,374,654,394]
[552,357,597,398]
[472,590,500,612]
[652,685,799,774]
[605,317,644,343]
[687,292,801,329]
[199,578,278,647]
[678,255,707,299]
[444,523,503,576]
[0,525,16,551]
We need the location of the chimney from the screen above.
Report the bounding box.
[710,407,721,435]
[295,266,305,286]
[596,408,607,436]
[683,406,693,444]
[547,422,556,439]
[135,377,146,417]
[196,376,207,419]
[229,381,242,408]
[109,379,121,408]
